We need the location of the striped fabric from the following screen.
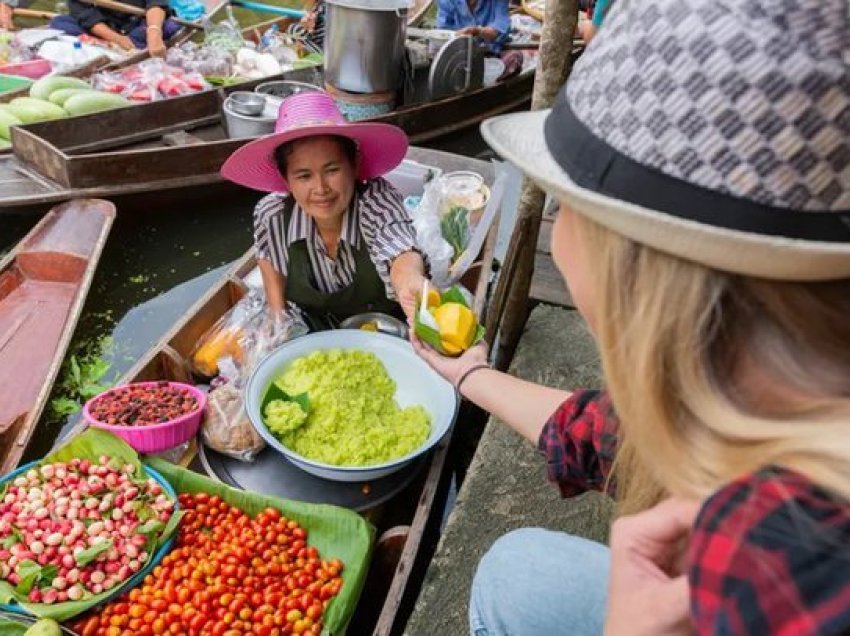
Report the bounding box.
[253,177,418,300]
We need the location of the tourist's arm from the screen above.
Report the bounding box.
[411,340,570,444]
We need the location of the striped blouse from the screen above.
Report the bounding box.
[253,177,419,300]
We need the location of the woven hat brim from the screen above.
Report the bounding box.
[481,111,850,282]
[221,123,409,193]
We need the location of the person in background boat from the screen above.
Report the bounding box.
[298,0,325,51]
[49,0,178,54]
[437,0,510,53]
[415,0,850,634]
[577,0,613,43]
[220,91,429,332]
[0,0,15,31]
[437,0,524,81]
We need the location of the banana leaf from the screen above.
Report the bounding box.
[414,286,486,357]
[0,429,180,622]
[145,457,374,636]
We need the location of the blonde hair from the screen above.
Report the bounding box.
[574,214,850,514]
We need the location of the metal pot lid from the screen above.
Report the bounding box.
[198,442,427,512]
[326,0,410,11]
[429,35,484,99]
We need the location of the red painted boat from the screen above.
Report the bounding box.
[0,199,115,474]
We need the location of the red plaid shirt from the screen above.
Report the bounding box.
[539,390,850,635]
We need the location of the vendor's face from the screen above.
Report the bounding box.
[284,137,357,223]
[552,202,597,333]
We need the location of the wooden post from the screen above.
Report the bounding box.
[486,0,579,370]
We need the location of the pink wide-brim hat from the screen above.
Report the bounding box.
[221,91,409,193]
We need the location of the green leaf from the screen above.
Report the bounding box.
[262,383,310,416]
[74,540,112,568]
[0,580,15,604]
[69,356,81,386]
[80,383,110,400]
[136,520,164,536]
[2,528,21,550]
[37,565,58,589]
[50,397,81,417]
[84,358,111,384]
[15,560,41,595]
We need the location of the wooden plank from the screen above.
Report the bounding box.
[530,250,573,307]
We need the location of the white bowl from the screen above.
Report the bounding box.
[245,330,458,482]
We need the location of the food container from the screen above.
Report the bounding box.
[222,92,277,138]
[83,381,207,454]
[228,90,266,115]
[324,0,410,93]
[245,330,458,482]
[254,79,323,99]
[0,430,178,620]
[442,170,491,224]
[340,312,409,338]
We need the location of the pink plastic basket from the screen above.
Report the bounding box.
[83,381,206,454]
[0,59,52,79]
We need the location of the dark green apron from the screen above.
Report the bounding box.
[283,201,402,331]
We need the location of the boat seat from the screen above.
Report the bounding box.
[161,131,206,147]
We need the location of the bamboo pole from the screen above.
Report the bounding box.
[486,0,579,370]
[12,8,58,19]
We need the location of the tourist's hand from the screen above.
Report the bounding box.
[411,334,488,388]
[605,498,699,636]
[459,26,480,37]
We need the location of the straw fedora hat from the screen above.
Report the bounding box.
[221,91,409,194]
[482,0,850,280]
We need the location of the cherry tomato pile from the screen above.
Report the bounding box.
[70,492,344,636]
[88,382,199,427]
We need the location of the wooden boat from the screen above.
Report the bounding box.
[0,65,533,209]
[46,146,495,635]
[0,198,114,475]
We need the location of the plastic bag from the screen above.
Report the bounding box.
[411,165,506,287]
[190,289,266,378]
[199,294,308,462]
[166,41,234,77]
[93,59,209,102]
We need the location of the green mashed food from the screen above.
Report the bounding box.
[263,349,431,466]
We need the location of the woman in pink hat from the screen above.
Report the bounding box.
[221,91,428,331]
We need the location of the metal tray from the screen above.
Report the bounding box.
[197,442,426,512]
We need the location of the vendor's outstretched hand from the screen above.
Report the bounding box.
[411,333,488,388]
[397,274,428,323]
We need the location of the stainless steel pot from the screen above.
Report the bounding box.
[222,93,277,139]
[324,0,409,94]
[254,80,323,99]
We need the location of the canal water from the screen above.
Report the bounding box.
[2,132,493,461]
